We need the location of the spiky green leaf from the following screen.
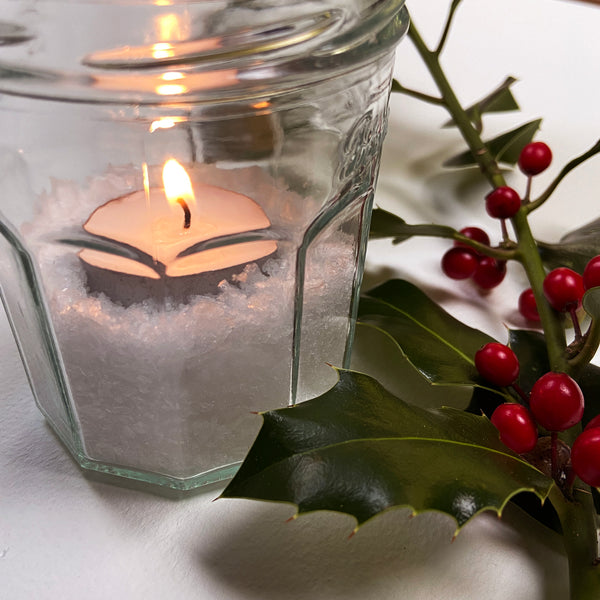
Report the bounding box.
[222,370,553,531]
[358,279,507,398]
[539,218,600,273]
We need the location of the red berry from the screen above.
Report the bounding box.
[571,428,600,487]
[485,187,521,219]
[518,288,540,321]
[454,227,491,253]
[472,257,506,289]
[529,372,584,432]
[518,142,552,176]
[543,267,585,312]
[585,415,600,431]
[441,247,478,280]
[583,255,600,290]
[491,403,538,454]
[475,342,520,387]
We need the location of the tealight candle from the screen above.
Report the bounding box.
[79,159,277,305]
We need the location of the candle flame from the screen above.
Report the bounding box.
[162,159,195,208]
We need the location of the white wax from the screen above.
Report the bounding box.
[24,165,358,479]
[80,183,277,278]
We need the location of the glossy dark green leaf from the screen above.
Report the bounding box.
[576,289,600,427]
[358,279,506,397]
[352,322,472,410]
[539,218,600,273]
[538,242,590,273]
[577,363,600,428]
[368,208,456,244]
[222,370,553,530]
[583,287,600,320]
[443,76,519,130]
[444,119,542,167]
[507,329,550,395]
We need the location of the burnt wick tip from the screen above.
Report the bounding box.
[177,197,191,229]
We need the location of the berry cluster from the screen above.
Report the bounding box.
[475,341,600,488]
[440,141,600,488]
[440,141,553,292]
[441,226,506,289]
[474,341,584,449]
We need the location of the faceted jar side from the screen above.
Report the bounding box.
[0,0,408,490]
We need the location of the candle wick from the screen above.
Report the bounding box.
[177,197,191,229]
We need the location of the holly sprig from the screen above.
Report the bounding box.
[222,3,600,599]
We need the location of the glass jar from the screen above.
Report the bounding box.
[0,0,408,490]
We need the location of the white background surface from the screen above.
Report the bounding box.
[2,1,600,598]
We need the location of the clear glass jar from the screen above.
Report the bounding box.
[0,0,408,489]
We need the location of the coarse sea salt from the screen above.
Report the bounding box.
[24,164,357,479]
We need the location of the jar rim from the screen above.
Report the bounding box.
[0,0,408,104]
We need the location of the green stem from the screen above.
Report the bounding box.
[550,485,600,600]
[407,23,503,189]
[391,80,444,106]
[511,210,568,371]
[407,19,568,371]
[435,0,464,56]
[452,234,516,261]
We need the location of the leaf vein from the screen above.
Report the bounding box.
[362,298,476,365]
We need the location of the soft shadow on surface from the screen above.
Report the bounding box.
[199,500,567,600]
[376,113,491,214]
[199,503,455,600]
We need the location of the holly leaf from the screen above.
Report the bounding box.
[507,329,550,394]
[583,287,600,320]
[443,76,519,131]
[358,279,507,397]
[444,119,542,168]
[539,218,600,273]
[221,370,553,531]
[368,208,456,244]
